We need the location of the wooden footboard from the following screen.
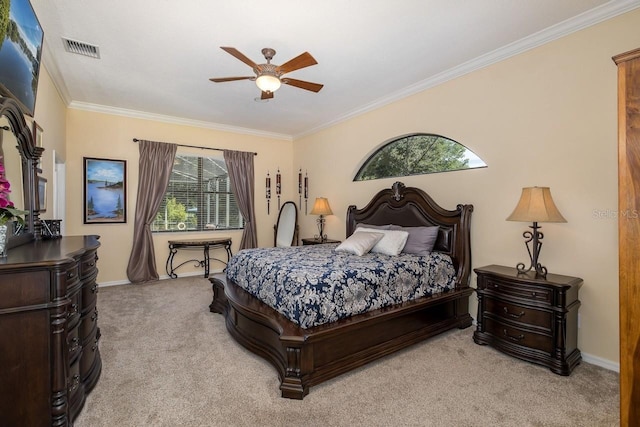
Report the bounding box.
[210,275,473,399]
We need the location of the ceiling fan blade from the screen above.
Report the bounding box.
[277,52,318,74]
[209,76,254,83]
[261,91,274,100]
[282,78,324,93]
[220,47,258,69]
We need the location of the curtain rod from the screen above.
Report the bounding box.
[132,138,257,156]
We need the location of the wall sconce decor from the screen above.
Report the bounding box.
[298,169,302,208]
[276,168,281,211]
[304,171,309,215]
[506,186,566,278]
[266,171,271,214]
[310,197,333,241]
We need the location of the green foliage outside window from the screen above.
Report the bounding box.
[354,133,486,181]
[152,155,243,232]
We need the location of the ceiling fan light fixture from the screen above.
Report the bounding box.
[256,73,281,93]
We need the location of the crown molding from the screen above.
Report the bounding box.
[68,101,292,141]
[294,0,640,139]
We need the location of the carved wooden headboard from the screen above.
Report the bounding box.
[346,182,473,288]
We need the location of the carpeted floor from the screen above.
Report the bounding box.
[75,276,619,427]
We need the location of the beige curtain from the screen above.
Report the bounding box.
[223,150,257,249]
[126,140,177,283]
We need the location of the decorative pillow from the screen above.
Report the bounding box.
[355,227,409,256]
[355,223,392,230]
[389,225,439,256]
[335,231,385,256]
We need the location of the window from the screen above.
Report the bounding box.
[152,154,243,232]
[354,133,486,181]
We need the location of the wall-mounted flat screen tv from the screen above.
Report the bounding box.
[0,0,44,117]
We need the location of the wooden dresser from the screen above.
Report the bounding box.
[473,265,582,375]
[0,235,101,426]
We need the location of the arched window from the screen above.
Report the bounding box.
[354,133,486,181]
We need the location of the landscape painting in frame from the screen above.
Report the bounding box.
[84,157,126,224]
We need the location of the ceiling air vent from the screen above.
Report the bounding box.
[62,38,100,59]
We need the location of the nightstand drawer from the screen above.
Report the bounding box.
[485,297,552,330]
[485,317,553,354]
[484,276,551,304]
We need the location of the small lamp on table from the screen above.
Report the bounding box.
[310,197,333,242]
[506,187,566,278]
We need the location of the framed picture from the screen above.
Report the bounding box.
[37,176,47,212]
[83,157,127,224]
[32,121,43,147]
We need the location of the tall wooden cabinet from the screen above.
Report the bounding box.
[613,47,640,427]
[0,236,101,426]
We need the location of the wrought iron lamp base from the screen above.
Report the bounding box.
[516,222,547,278]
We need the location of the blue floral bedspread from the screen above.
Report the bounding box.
[225,244,457,329]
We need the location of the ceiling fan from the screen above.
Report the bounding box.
[210,47,324,100]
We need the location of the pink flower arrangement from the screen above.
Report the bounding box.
[0,157,28,226]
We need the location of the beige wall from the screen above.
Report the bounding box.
[33,66,67,220]
[293,9,640,365]
[63,110,293,284]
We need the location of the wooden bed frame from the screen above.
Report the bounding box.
[209,181,473,399]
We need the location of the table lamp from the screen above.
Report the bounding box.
[310,197,333,241]
[506,187,566,278]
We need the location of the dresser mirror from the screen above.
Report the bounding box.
[0,97,41,247]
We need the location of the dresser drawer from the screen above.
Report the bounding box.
[485,317,553,354]
[80,302,99,342]
[82,280,99,309]
[484,276,551,304]
[484,297,552,330]
[80,252,98,279]
[80,327,100,381]
[67,287,82,330]
[67,325,82,363]
[67,357,84,413]
[0,270,51,309]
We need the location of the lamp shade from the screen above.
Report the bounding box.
[310,197,333,216]
[506,187,566,223]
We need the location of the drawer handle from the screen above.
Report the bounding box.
[91,284,99,294]
[503,307,525,319]
[92,337,99,352]
[88,261,95,267]
[503,329,525,342]
[67,271,76,279]
[69,374,80,392]
[91,309,99,322]
[69,337,80,353]
[67,304,79,317]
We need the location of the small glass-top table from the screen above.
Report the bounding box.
[166,237,232,279]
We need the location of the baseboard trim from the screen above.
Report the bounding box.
[581,352,620,373]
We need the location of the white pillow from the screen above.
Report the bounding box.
[355,227,409,256]
[335,231,384,256]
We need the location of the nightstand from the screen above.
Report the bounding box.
[301,238,341,245]
[473,265,582,375]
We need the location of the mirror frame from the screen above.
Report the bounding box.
[0,97,43,248]
[274,201,299,247]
